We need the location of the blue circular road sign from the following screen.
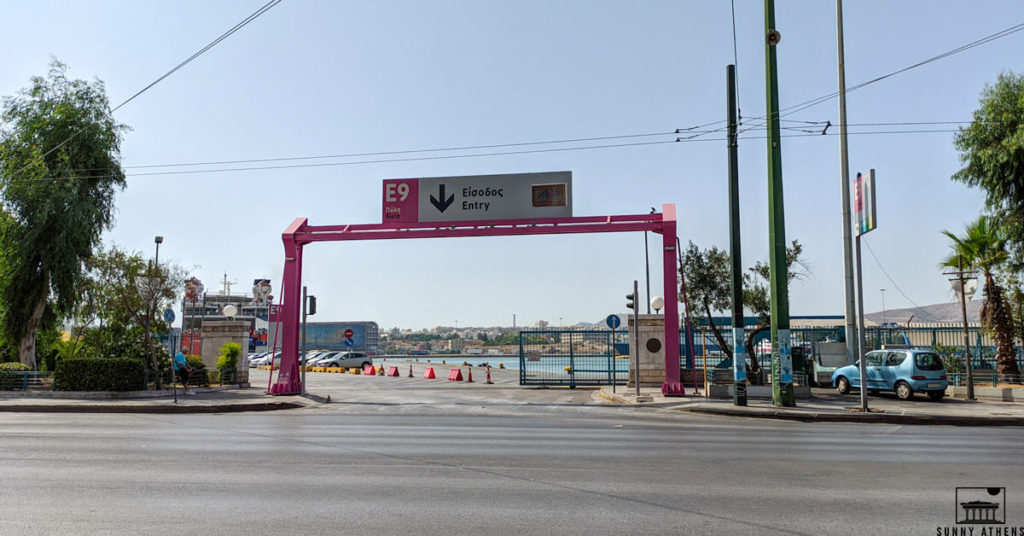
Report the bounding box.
[163,308,176,324]
[605,314,621,329]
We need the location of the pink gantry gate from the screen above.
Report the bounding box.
[271,203,684,396]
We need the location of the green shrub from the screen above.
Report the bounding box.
[183,355,209,387]
[0,362,32,371]
[217,343,241,371]
[186,355,206,371]
[54,358,146,391]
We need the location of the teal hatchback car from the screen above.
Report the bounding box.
[832,348,948,401]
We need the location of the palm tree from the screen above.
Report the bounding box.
[941,215,1020,376]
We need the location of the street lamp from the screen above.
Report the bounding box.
[223,304,238,321]
[650,296,665,314]
[151,236,163,389]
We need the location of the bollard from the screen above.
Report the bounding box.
[408,364,413,378]
[485,365,493,384]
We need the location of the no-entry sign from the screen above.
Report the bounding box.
[382,171,572,223]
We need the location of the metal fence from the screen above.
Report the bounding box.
[0,371,54,391]
[947,372,1024,387]
[688,325,1024,371]
[519,330,624,387]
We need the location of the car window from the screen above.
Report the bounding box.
[865,353,883,366]
[915,352,944,371]
[885,352,907,367]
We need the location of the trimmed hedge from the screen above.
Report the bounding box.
[0,362,32,371]
[55,358,146,392]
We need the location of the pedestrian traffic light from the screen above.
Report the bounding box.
[626,292,635,310]
[306,295,317,316]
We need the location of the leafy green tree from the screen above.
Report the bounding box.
[740,240,810,374]
[953,72,1024,269]
[941,215,1019,375]
[678,240,808,374]
[680,241,733,359]
[0,60,127,366]
[82,246,184,386]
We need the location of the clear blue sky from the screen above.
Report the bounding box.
[2,1,1022,330]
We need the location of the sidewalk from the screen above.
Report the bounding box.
[0,386,319,414]
[599,386,1024,426]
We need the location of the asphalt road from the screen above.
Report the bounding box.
[2,372,1022,535]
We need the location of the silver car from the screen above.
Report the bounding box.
[318,351,373,370]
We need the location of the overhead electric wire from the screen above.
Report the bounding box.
[862,239,943,322]
[699,20,1024,141]
[4,0,283,181]
[120,131,681,170]
[32,126,968,183]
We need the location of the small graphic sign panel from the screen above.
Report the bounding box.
[605,314,621,330]
[957,487,1005,525]
[854,169,876,235]
[382,171,572,223]
[163,308,175,324]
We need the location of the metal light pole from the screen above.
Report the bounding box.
[764,0,795,406]
[727,63,747,406]
[836,0,859,382]
[153,236,163,390]
[946,257,978,400]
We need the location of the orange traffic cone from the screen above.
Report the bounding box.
[377,365,384,376]
[424,367,436,379]
[465,367,474,383]
[485,365,493,384]
[408,364,413,377]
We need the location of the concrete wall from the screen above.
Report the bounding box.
[199,320,250,386]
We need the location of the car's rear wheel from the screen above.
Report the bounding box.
[895,381,913,400]
[836,376,851,394]
[927,391,945,402]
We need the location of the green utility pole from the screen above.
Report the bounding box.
[727,64,747,406]
[764,0,795,406]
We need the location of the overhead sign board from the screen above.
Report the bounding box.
[382,171,572,223]
[854,169,876,235]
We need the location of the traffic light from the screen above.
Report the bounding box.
[626,292,635,310]
[306,295,317,316]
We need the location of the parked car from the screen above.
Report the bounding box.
[248,352,269,366]
[304,351,334,366]
[832,348,948,401]
[251,352,281,367]
[317,351,373,370]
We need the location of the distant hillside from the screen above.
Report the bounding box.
[864,300,981,325]
[589,300,984,327]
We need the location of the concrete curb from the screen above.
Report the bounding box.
[683,405,1024,427]
[598,388,1024,426]
[0,401,305,414]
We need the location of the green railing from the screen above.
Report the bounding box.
[519,330,620,387]
[0,371,54,391]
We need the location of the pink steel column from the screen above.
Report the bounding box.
[661,203,684,395]
[271,218,307,395]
